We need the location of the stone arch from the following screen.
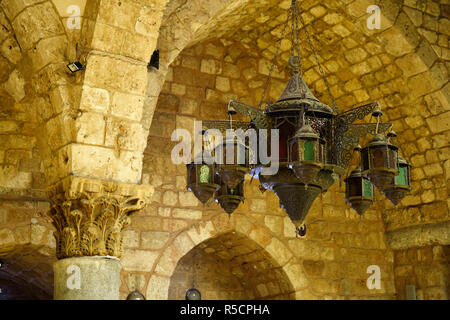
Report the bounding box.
[0,207,56,299]
[144,0,449,233]
[1,0,176,188]
[0,243,54,299]
[168,231,295,300]
[143,0,449,159]
[145,213,307,300]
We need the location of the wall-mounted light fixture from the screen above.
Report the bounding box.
[67,61,86,73]
[126,291,145,300]
[148,49,159,70]
[0,259,4,269]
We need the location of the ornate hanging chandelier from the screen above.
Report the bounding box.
[185,0,412,236]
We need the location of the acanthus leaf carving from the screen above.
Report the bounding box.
[47,177,153,259]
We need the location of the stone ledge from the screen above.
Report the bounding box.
[46,176,154,201]
[386,221,450,250]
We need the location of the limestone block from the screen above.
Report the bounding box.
[178,192,199,207]
[426,112,450,134]
[146,275,170,300]
[30,224,47,245]
[187,221,216,244]
[84,54,148,96]
[122,249,159,271]
[345,47,368,64]
[423,163,444,176]
[90,22,125,55]
[70,144,143,183]
[0,165,32,189]
[351,61,371,75]
[0,121,19,133]
[3,69,25,102]
[136,7,164,36]
[264,215,283,235]
[79,86,110,113]
[122,31,156,62]
[0,228,14,246]
[162,190,178,206]
[126,272,146,292]
[1,37,22,65]
[29,35,67,71]
[154,245,181,276]
[172,232,195,256]
[52,0,86,17]
[123,229,139,248]
[288,239,320,260]
[310,278,339,294]
[141,231,170,249]
[13,225,30,245]
[265,238,292,266]
[104,119,147,152]
[205,43,224,59]
[216,76,230,92]
[381,28,416,57]
[131,215,162,230]
[201,59,222,74]
[162,218,188,232]
[75,112,105,145]
[172,208,202,220]
[96,0,140,30]
[12,2,65,50]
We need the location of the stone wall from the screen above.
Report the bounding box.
[119,38,397,300]
[0,0,448,300]
[0,199,55,299]
[394,244,449,300]
[0,7,45,199]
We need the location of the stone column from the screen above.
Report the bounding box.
[47,177,153,300]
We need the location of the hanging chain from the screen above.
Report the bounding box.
[296,3,339,112]
[258,4,292,108]
[258,0,337,112]
[294,3,303,77]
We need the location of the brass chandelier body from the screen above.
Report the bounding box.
[186,0,412,236]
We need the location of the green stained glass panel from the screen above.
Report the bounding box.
[363,179,372,197]
[304,141,314,161]
[199,165,210,183]
[396,167,407,185]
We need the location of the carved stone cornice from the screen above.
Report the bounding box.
[46,177,154,259]
[386,221,450,250]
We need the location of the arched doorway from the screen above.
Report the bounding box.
[0,245,54,300]
[168,231,295,300]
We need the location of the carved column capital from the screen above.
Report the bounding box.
[46,177,154,259]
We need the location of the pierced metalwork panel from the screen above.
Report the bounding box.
[230,100,270,129]
[338,123,392,168]
[336,102,378,127]
[202,120,253,133]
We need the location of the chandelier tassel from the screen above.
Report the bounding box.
[296,223,307,237]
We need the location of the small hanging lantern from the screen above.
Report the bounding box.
[288,122,325,184]
[185,288,201,300]
[345,167,375,215]
[361,134,399,191]
[215,174,245,215]
[185,251,202,300]
[383,156,412,205]
[186,154,220,205]
[215,135,250,188]
[126,291,145,300]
